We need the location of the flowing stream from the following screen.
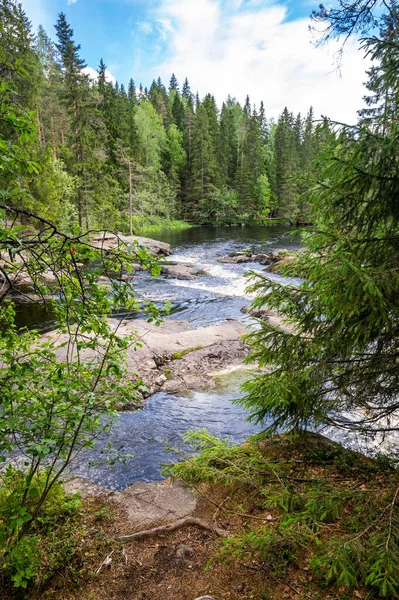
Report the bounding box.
[15,226,303,490]
[13,225,395,489]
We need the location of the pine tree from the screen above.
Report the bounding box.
[169,73,179,93]
[55,12,93,227]
[171,93,185,131]
[35,25,65,154]
[219,101,238,187]
[358,6,399,132]
[182,77,192,101]
[189,102,219,217]
[274,107,300,218]
[242,1,399,437]
[128,78,136,105]
[202,94,221,187]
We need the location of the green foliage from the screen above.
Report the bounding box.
[1,3,325,228]
[167,430,399,598]
[0,468,81,591]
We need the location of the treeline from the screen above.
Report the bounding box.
[1,1,333,232]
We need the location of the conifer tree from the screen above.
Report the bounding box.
[190,102,219,216]
[169,72,179,93]
[182,77,192,101]
[55,12,98,227]
[274,107,300,218]
[171,93,185,132]
[242,0,399,439]
[128,78,136,105]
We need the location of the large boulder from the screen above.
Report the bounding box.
[92,232,171,255]
[161,263,197,280]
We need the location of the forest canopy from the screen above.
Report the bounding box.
[0,0,333,232]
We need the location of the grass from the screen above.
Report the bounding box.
[139,220,196,235]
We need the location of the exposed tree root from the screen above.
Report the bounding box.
[116,516,229,542]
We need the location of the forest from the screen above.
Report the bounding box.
[2,0,399,598]
[2,1,332,232]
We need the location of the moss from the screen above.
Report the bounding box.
[171,345,204,360]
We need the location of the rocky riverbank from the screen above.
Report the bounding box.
[106,318,250,406]
[218,247,298,273]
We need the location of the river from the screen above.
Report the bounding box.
[12,225,392,489]
[57,226,303,489]
[14,226,303,490]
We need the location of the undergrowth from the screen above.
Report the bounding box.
[0,468,82,596]
[164,429,399,598]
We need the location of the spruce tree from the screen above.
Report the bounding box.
[55,12,93,227]
[171,93,185,132]
[169,72,179,93]
[128,78,136,105]
[189,102,219,217]
[274,107,300,218]
[242,2,399,439]
[182,77,192,101]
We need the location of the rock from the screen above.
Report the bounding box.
[161,264,197,280]
[92,232,171,255]
[155,373,167,386]
[218,252,280,266]
[218,255,253,264]
[118,273,135,282]
[271,248,288,259]
[112,479,198,529]
[176,544,195,558]
[240,305,269,319]
[36,319,249,406]
[63,477,114,499]
[194,597,220,600]
[264,255,296,273]
[162,339,248,395]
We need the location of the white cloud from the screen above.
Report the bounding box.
[156,18,175,41]
[82,67,117,86]
[151,0,370,123]
[67,0,78,4]
[137,21,153,34]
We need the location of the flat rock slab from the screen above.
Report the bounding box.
[63,477,198,531]
[63,477,114,499]
[161,264,197,280]
[112,480,198,529]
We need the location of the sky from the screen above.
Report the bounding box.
[21,0,371,123]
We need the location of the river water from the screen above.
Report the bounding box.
[57,226,300,490]
[13,226,304,489]
[12,225,396,488]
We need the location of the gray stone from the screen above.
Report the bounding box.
[112,479,198,529]
[161,264,197,280]
[176,544,195,558]
[92,232,171,255]
[63,477,114,499]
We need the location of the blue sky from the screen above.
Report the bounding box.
[21,0,370,122]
